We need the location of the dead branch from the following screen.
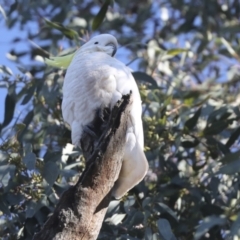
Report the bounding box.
[33,93,132,240]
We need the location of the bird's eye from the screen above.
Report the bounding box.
[94,42,99,44]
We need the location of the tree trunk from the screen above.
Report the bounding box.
[33,93,131,240]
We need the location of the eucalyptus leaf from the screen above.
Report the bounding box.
[220,149,240,165]
[0,165,16,187]
[45,18,79,40]
[217,158,240,175]
[226,126,240,148]
[145,228,153,240]
[22,152,36,170]
[92,0,111,30]
[203,120,231,135]
[132,72,158,87]
[0,93,15,132]
[181,139,200,148]
[1,0,240,239]
[230,213,240,237]
[9,1,18,15]
[155,202,178,221]
[185,107,202,130]
[26,200,42,218]
[42,162,59,187]
[157,218,176,240]
[194,215,226,240]
[21,85,35,105]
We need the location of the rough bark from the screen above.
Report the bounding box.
[33,93,131,240]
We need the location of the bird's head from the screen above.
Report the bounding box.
[45,34,118,69]
[80,34,118,57]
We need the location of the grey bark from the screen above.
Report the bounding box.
[33,93,132,240]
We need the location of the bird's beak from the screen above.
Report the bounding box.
[106,43,117,57]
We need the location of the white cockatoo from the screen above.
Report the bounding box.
[47,34,148,199]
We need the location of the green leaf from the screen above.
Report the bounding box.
[42,162,59,186]
[17,110,34,141]
[215,140,230,155]
[92,0,111,30]
[0,152,8,165]
[21,85,35,105]
[164,95,172,106]
[22,152,36,170]
[220,149,240,165]
[60,169,77,179]
[231,213,240,236]
[221,37,238,59]
[200,204,224,216]
[9,1,18,15]
[145,227,153,240]
[25,200,42,218]
[155,203,178,221]
[194,215,226,240]
[157,218,176,240]
[142,196,151,208]
[161,48,188,61]
[185,107,202,130]
[45,18,79,40]
[22,110,34,127]
[0,93,15,132]
[203,120,230,135]
[0,165,16,187]
[132,72,158,87]
[129,211,144,226]
[226,126,240,148]
[0,197,10,215]
[6,192,24,205]
[206,137,230,156]
[181,139,200,148]
[197,39,208,54]
[0,65,13,75]
[152,233,161,240]
[166,48,187,56]
[0,169,12,187]
[217,159,240,175]
[124,195,135,213]
[207,106,231,124]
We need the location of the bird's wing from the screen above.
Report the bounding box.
[113,136,149,199]
[111,65,149,199]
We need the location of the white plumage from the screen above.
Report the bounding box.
[62,34,148,199]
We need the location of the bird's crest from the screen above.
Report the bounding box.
[45,51,76,69]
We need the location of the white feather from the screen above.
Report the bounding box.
[62,34,149,199]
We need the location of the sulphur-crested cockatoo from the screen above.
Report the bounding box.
[46,34,148,199]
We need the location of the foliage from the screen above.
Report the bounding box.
[0,0,240,239]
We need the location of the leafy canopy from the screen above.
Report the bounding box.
[0,0,240,239]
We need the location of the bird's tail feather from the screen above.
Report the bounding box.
[112,140,148,199]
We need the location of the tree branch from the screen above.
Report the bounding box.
[33,93,132,240]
